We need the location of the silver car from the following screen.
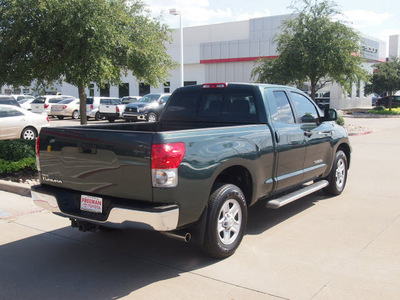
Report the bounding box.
[0,104,50,140]
[50,98,80,119]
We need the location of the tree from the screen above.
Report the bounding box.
[251,0,367,101]
[0,0,175,124]
[364,58,400,111]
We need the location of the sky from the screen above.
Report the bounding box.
[143,0,400,50]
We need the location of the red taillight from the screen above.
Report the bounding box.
[202,83,227,89]
[44,104,49,108]
[90,105,94,110]
[36,137,40,156]
[152,143,185,169]
[62,105,67,109]
[116,106,120,113]
[46,116,49,122]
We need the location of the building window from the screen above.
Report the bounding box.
[184,81,197,87]
[119,83,129,98]
[164,82,170,93]
[100,84,110,97]
[139,83,150,96]
[88,84,95,97]
[356,79,361,98]
[347,81,352,98]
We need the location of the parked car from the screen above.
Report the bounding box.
[32,83,350,258]
[0,104,50,140]
[0,95,21,107]
[86,97,121,121]
[18,98,36,110]
[31,95,75,115]
[123,93,170,122]
[50,98,80,119]
[376,95,400,108]
[98,96,142,122]
[12,95,35,102]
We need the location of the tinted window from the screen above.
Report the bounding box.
[163,88,258,123]
[290,92,319,123]
[86,97,94,105]
[49,98,62,103]
[270,91,295,124]
[0,107,24,117]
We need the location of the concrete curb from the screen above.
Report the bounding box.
[0,179,32,197]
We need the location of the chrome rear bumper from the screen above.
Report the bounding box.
[31,186,179,231]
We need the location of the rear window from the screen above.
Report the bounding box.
[32,97,45,104]
[163,88,258,123]
[86,97,94,105]
[49,98,62,103]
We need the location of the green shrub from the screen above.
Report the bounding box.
[0,158,37,174]
[0,139,37,175]
[336,115,345,126]
[370,107,400,115]
[0,139,35,161]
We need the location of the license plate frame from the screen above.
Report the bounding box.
[80,195,103,214]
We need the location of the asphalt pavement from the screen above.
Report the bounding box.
[1,116,400,299]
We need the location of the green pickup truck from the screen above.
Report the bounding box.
[31,83,351,258]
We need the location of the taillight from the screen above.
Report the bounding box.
[35,137,40,156]
[46,116,49,122]
[44,104,49,108]
[62,105,67,109]
[116,106,120,113]
[202,83,227,89]
[152,143,185,188]
[90,105,94,110]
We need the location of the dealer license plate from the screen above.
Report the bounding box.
[81,195,103,213]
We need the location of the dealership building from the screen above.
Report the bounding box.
[3,14,394,109]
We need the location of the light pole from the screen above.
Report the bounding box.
[169,8,184,88]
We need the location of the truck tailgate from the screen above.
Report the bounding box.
[99,104,117,113]
[38,126,153,201]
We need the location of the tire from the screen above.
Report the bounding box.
[21,127,37,140]
[72,110,79,119]
[202,184,248,259]
[147,112,157,122]
[95,111,102,121]
[324,150,348,195]
[56,116,64,120]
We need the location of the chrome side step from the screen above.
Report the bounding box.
[266,180,329,209]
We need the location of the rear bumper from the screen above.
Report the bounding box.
[31,185,179,231]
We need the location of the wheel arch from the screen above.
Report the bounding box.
[212,165,253,207]
[337,142,351,169]
[20,126,38,139]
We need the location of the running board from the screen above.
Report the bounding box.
[266,180,329,209]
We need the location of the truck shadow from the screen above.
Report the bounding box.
[0,191,330,299]
[246,190,332,235]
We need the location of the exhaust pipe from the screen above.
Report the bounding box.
[162,231,192,243]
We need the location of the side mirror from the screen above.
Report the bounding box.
[322,108,338,122]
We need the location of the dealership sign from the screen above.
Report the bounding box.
[362,45,378,54]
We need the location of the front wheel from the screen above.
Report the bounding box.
[147,112,157,122]
[72,110,79,119]
[202,184,247,259]
[95,111,102,121]
[324,150,348,195]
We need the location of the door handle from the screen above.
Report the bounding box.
[304,131,313,137]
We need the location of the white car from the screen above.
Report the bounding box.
[50,98,80,119]
[86,96,120,120]
[31,95,75,115]
[18,98,36,110]
[0,104,50,140]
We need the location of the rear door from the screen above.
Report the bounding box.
[31,97,45,113]
[265,89,307,192]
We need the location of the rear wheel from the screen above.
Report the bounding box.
[324,150,348,195]
[202,184,247,259]
[95,111,102,121]
[21,127,37,140]
[57,116,64,120]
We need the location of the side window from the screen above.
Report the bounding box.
[290,92,319,123]
[270,91,295,124]
[0,108,23,118]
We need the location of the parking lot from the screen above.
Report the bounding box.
[1,116,400,299]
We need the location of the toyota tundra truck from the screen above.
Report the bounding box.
[31,83,351,258]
